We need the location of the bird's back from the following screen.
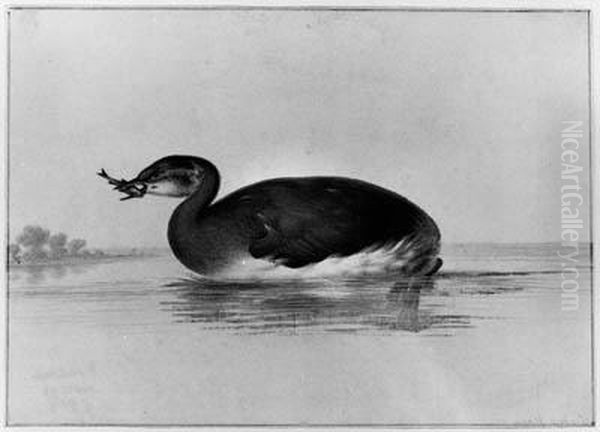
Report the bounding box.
[195,177,441,275]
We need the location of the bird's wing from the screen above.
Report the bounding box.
[243,181,378,268]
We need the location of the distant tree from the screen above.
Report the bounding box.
[11,226,105,263]
[8,243,21,263]
[67,238,87,256]
[48,232,68,259]
[16,225,50,250]
[22,248,48,262]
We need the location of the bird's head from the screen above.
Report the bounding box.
[98,155,216,201]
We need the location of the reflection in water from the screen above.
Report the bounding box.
[161,276,473,334]
[9,262,92,284]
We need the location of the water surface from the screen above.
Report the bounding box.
[8,243,593,425]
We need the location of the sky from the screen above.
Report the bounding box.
[8,9,591,249]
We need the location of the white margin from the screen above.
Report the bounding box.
[0,1,597,432]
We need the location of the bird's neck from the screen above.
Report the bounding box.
[170,161,221,231]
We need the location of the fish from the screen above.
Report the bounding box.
[97,168,147,201]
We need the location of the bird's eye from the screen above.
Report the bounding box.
[150,185,157,189]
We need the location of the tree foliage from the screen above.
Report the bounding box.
[48,233,68,258]
[67,238,87,256]
[16,225,50,250]
[8,244,21,263]
[10,226,100,264]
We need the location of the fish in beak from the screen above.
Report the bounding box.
[97,168,148,201]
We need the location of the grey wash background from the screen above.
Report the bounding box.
[9,9,590,249]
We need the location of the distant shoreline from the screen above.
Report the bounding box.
[7,252,166,268]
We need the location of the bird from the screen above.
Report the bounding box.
[98,155,442,278]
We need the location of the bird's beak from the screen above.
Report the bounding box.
[115,179,148,200]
